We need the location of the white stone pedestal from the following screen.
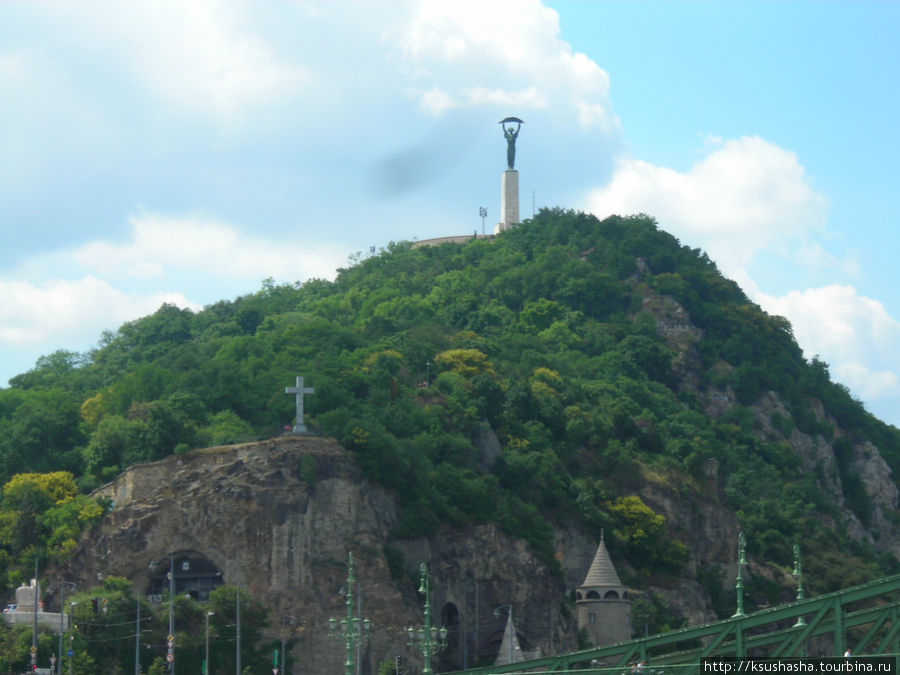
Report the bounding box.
[495,169,519,233]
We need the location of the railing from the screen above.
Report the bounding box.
[447,575,900,674]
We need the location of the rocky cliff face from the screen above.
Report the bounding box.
[54,436,577,674]
[49,298,900,673]
[643,286,900,564]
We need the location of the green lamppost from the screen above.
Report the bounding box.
[732,532,747,618]
[406,563,447,675]
[329,553,371,675]
[792,544,806,627]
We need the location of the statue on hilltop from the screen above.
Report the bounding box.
[500,117,524,170]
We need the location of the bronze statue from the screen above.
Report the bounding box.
[500,117,524,170]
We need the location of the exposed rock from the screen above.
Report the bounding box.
[53,436,576,674]
[642,286,900,561]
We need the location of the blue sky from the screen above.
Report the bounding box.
[2,0,899,427]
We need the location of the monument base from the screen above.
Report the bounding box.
[496,169,519,233]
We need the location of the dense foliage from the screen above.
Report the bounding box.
[0,578,278,674]
[1,209,898,610]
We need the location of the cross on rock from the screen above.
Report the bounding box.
[285,376,315,434]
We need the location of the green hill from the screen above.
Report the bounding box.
[1,208,898,604]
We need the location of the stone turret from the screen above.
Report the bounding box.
[575,533,631,646]
[493,611,525,666]
[15,579,39,612]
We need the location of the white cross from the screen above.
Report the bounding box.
[285,376,315,433]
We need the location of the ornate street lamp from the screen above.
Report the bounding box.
[328,553,371,675]
[732,532,747,618]
[406,563,447,675]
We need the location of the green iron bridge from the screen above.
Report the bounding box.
[446,574,900,674]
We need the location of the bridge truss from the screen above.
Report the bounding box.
[447,574,900,674]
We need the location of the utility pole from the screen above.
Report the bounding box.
[205,611,214,675]
[32,559,38,672]
[134,596,141,675]
[57,581,76,675]
[280,614,295,675]
[169,555,175,675]
[67,601,77,675]
[236,585,241,675]
[148,554,176,674]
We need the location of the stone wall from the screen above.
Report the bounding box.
[54,436,575,674]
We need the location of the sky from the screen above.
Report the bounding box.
[1,1,899,427]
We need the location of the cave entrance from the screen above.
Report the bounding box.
[147,552,224,602]
[438,602,462,671]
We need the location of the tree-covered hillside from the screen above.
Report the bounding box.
[1,209,898,602]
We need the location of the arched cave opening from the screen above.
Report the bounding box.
[147,552,224,602]
[437,602,462,670]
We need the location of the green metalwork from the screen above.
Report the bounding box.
[732,532,747,619]
[407,562,447,675]
[328,553,371,675]
[792,544,806,628]
[447,573,900,675]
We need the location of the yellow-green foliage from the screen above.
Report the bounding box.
[0,472,106,573]
[3,471,78,505]
[363,349,404,374]
[435,348,495,377]
[80,390,111,427]
[610,495,664,547]
[532,366,562,385]
[609,495,687,573]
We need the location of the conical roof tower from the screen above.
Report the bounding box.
[575,532,631,647]
[493,610,525,665]
[581,531,624,588]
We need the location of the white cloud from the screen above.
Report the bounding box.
[127,2,307,116]
[834,363,899,401]
[583,135,900,422]
[0,213,346,384]
[43,0,307,119]
[796,242,860,278]
[69,213,343,285]
[759,285,900,364]
[756,284,900,402]
[398,0,617,131]
[586,136,829,278]
[0,276,197,346]
[419,85,547,115]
